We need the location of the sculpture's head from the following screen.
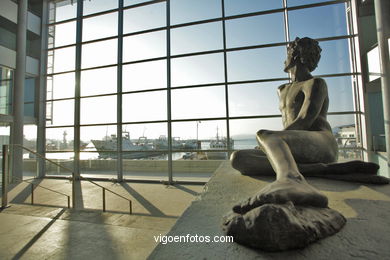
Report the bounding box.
[284,37,322,73]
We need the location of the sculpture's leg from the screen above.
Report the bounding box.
[233,130,335,214]
[230,148,387,184]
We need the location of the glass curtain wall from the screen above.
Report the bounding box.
[45,0,361,182]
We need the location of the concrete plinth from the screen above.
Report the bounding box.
[149,161,390,259]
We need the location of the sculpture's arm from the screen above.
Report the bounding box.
[285,78,327,130]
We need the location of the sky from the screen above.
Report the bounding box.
[42,0,356,142]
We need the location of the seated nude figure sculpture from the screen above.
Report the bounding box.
[223,37,388,251]
[230,37,388,215]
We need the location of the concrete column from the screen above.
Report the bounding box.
[37,0,49,178]
[374,0,390,173]
[11,0,28,182]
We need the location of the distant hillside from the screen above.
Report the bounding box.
[231,134,256,140]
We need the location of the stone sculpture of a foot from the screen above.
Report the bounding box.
[222,178,346,251]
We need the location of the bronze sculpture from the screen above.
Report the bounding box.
[223,37,388,251]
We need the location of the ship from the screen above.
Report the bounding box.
[206,127,234,160]
[91,133,200,159]
[91,132,163,159]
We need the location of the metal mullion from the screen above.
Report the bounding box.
[79,64,117,72]
[80,92,118,100]
[171,83,225,90]
[314,72,360,78]
[49,17,77,26]
[46,125,76,129]
[81,8,120,20]
[346,1,363,150]
[122,27,167,38]
[170,49,224,59]
[221,0,231,154]
[166,0,173,184]
[48,43,77,51]
[81,35,119,45]
[122,120,167,125]
[74,0,83,178]
[117,0,124,182]
[228,77,289,86]
[122,88,168,96]
[327,111,360,115]
[283,0,290,45]
[170,17,223,30]
[46,70,77,76]
[229,115,282,120]
[121,56,167,66]
[46,150,75,153]
[286,0,348,11]
[123,0,166,11]
[171,117,229,123]
[79,122,118,127]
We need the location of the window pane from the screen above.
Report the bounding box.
[288,3,348,39]
[80,125,117,165]
[287,0,335,7]
[123,60,166,92]
[82,39,117,69]
[172,120,227,146]
[122,91,167,122]
[24,125,37,151]
[328,114,361,161]
[170,0,221,25]
[24,103,34,117]
[0,67,12,115]
[123,157,168,181]
[46,99,75,126]
[81,66,117,96]
[122,123,168,154]
[172,86,226,120]
[227,46,287,82]
[171,22,223,55]
[315,39,351,75]
[172,159,221,182]
[81,159,117,177]
[122,123,168,180]
[49,21,76,47]
[46,127,74,151]
[24,78,35,103]
[123,31,166,62]
[171,53,224,86]
[83,12,118,42]
[45,153,74,176]
[83,0,118,16]
[52,46,76,73]
[225,0,282,16]
[123,2,166,33]
[124,0,154,7]
[47,72,75,100]
[367,46,381,82]
[80,96,117,124]
[226,13,285,48]
[80,125,116,178]
[230,118,283,149]
[50,0,77,23]
[229,81,286,117]
[326,76,354,112]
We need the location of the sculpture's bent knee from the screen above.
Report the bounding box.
[256,129,274,142]
[230,150,242,171]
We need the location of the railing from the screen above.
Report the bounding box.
[13,177,70,208]
[1,144,133,214]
